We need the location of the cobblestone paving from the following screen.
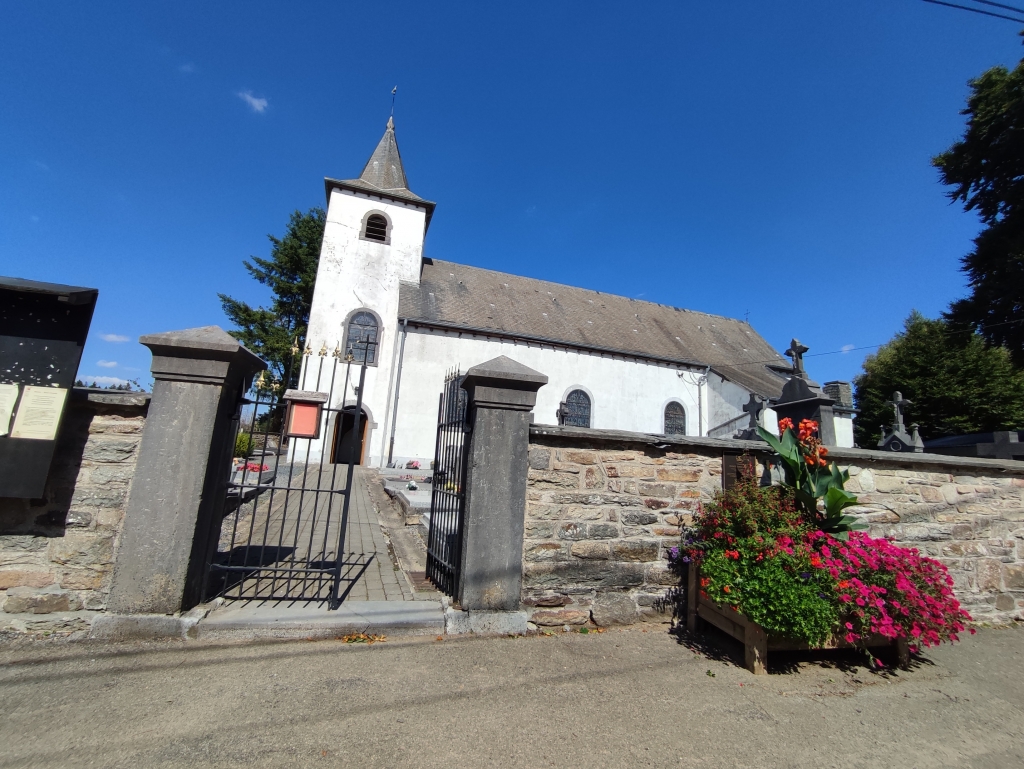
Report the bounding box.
[214,465,414,603]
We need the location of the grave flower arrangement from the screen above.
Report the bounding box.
[675,419,973,659]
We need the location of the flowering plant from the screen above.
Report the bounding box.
[676,477,973,659]
[758,418,867,539]
[236,462,270,473]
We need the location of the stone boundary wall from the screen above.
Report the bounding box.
[0,389,149,636]
[525,425,1024,628]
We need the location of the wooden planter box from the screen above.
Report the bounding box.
[686,565,910,674]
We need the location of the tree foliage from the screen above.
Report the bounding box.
[934,56,1024,365]
[218,208,324,383]
[853,312,1024,447]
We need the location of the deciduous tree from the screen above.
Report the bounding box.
[853,312,1024,447]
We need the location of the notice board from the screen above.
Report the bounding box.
[0,277,98,498]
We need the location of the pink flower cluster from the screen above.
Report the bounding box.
[236,462,269,473]
[805,531,974,653]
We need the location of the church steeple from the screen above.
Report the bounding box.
[323,115,435,228]
[358,116,409,192]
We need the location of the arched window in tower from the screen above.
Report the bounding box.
[362,213,389,243]
[664,401,687,436]
[561,389,592,428]
[345,311,379,364]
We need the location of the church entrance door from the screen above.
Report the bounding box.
[332,406,368,465]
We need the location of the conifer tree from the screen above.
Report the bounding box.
[934,50,1024,365]
[219,208,324,384]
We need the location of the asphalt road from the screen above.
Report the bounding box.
[1,623,1022,768]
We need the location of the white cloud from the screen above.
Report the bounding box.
[178,62,196,74]
[841,344,855,354]
[31,160,49,172]
[96,360,117,368]
[237,90,268,113]
[80,375,129,387]
[100,333,130,343]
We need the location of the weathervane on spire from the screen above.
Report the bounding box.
[391,85,397,118]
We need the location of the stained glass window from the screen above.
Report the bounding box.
[563,389,591,428]
[664,402,686,435]
[346,311,378,364]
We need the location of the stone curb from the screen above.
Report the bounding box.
[444,608,528,636]
[89,612,203,641]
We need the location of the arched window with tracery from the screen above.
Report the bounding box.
[345,310,379,364]
[361,213,389,243]
[561,389,592,428]
[664,401,686,436]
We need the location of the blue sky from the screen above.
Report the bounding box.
[0,1,1019,389]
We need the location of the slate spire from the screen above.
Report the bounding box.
[358,116,409,192]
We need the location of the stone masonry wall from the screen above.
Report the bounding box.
[0,389,149,636]
[843,463,1024,623]
[523,440,720,627]
[526,427,1024,628]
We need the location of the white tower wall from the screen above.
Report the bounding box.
[302,186,428,465]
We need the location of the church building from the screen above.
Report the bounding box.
[303,118,854,467]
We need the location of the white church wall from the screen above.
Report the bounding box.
[706,372,750,438]
[382,327,708,466]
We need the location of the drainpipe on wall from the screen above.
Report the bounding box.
[698,366,710,436]
[387,318,408,466]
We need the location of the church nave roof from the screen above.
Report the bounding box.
[398,259,790,398]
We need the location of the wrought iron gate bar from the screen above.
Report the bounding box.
[425,368,471,599]
[203,338,376,607]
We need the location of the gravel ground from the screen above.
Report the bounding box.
[1,623,1022,768]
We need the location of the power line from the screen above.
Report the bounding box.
[920,0,1024,23]
[971,0,1024,16]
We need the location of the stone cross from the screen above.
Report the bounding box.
[742,392,765,429]
[785,338,809,378]
[888,391,912,430]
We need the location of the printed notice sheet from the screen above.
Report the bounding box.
[10,386,67,440]
[0,384,19,437]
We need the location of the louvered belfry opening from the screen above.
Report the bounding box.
[363,214,388,242]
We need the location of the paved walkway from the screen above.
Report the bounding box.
[329,467,413,602]
[1,625,1021,768]
[213,466,418,606]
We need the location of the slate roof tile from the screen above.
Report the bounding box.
[398,259,791,398]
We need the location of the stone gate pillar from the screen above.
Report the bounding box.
[457,356,547,611]
[107,327,265,615]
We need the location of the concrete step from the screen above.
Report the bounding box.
[196,599,445,641]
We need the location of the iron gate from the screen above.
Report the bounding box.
[425,369,472,598]
[203,339,374,608]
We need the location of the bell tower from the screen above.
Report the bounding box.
[304,118,435,465]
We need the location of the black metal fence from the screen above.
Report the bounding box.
[203,340,374,609]
[425,369,472,599]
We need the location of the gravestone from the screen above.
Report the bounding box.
[771,339,837,445]
[877,391,924,453]
[925,431,1024,461]
[736,392,767,440]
